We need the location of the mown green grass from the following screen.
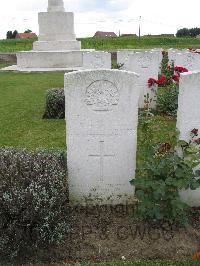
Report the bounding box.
[1,36,200,52]
[0,71,66,150]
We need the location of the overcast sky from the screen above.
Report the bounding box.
[0,0,200,39]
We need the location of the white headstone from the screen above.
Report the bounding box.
[168,48,183,63]
[174,52,200,71]
[117,49,162,70]
[126,51,160,109]
[177,71,200,207]
[83,51,111,69]
[65,70,140,205]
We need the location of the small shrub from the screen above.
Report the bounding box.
[132,125,200,226]
[43,88,65,119]
[0,148,69,261]
[156,85,179,117]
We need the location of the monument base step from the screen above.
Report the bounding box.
[0,65,83,73]
[33,40,81,51]
[16,50,93,68]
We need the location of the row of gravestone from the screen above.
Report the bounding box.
[72,49,163,109]
[64,68,200,207]
[86,49,200,111]
[168,48,200,71]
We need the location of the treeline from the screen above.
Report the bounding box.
[176,28,200,37]
[6,30,18,39]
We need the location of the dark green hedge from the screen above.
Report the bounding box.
[43,88,65,119]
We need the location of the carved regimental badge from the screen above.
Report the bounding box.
[85,80,120,111]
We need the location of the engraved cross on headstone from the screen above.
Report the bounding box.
[89,141,115,182]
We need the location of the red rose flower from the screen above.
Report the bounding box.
[166,66,171,70]
[148,78,157,88]
[172,75,180,82]
[159,143,172,153]
[194,138,200,145]
[191,128,198,135]
[174,66,188,73]
[157,75,167,86]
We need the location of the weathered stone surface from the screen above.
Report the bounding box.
[123,51,160,109]
[48,0,65,12]
[83,51,111,69]
[17,51,83,68]
[65,69,140,205]
[117,49,162,70]
[177,71,200,207]
[174,52,200,71]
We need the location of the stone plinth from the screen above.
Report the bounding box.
[17,51,83,68]
[33,40,81,51]
[65,69,140,205]
[33,12,81,51]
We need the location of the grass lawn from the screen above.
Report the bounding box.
[1,37,200,52]
[0,71,176,155]
[0,71,66,150]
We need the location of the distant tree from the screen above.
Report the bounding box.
[189,27,200,37]
[176,28,190,37]
[6,30,18,39]
[6,31,13,39]
[12,30,18,39]
[24,29,32,33]
[176,27,200,38]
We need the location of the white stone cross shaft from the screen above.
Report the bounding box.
[48,0,65,12]
[89,141,115,182]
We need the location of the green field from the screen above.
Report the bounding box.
[0,71,66,150]
[1,36,200,52]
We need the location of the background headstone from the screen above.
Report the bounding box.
[83,51,111,69]
[174,52,200,71]
[117,49,162,71]
[177,71,200,207]
[65,69,140,205]
[124,51,160,109]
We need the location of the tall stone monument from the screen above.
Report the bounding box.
[65,69,140,205]
[33,0,81,51]
[3,0,111,71]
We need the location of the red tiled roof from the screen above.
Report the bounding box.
[15,33,37,39]
[94,31,117,38]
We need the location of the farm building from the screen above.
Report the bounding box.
[15,33,37,39]
[94,31,117,38]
